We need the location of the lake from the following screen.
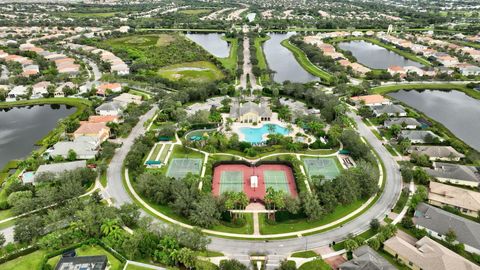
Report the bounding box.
[338,40,424,69]
[389,90,480,151]
[263,32,319,83]
[186,33,230,58]
[0,105,75,168]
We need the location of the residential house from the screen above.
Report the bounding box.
[54,255,108,270]
[383,236,480,270]
[33,160,86,183]
[414,203,480,254]
[399,130,443,144]
[456,63,480,76]
[372,104,407,117]
[95,101,124,116]
[6,85,28,101]
[408,146,465,162]
[55,82,76,97]
[31,81,50,99]
[97,83,122,96]
[87,115,120,124]
[428,181,480,217]
[425,162,479,188]
[339,245,396,270]
[384,118,420,129]
[73,122,110,143]
[351,95,391,107]
[387,66,406,77]
[49,138,99,160]
[113,92,142,106]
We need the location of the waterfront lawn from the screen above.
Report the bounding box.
[259,200,366,234]
[157,61,225,82]
[0,250,48,270]
[254,36,271,83]
[218,37,238,72]
[281,39,334,85]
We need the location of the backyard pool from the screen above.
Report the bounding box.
[239,124,290,144]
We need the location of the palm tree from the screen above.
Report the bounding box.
[101,219,120,237]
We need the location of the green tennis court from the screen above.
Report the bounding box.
[219,171,244,193]
[264,170,290,194]
[304,158,341,180]
[166,158,202,179]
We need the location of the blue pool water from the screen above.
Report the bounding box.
[239,124,290,144]
[22,171,35,184]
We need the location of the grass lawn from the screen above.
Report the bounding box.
[104,34,175,48]
[125,264,154,270]
[158,61,225,82]
[57,12,117,18]
[47,245,122,270]
[0,250,48,270]
[393,189,409,213]
[332,229,376,251]
[384,144,398,156]
[0,209,13,221]
[178,9,212,15]
[218,37,238,72]
[371,83,480,100]
[254,36,271,84]
[259,200,366,234]
[291,250,318,258]
[281,39,335,85]
[298,259,332,270]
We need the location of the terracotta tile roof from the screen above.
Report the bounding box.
[87,115,119,123]
[351,94,389,105]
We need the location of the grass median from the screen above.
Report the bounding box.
[371,83,480,100]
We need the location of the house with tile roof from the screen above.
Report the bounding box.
[229,101,272,123]
[414,203,480,254]
[339,245,396,270]
[351,94,391,107]
[428,181,480,217]
[408,146,465,162]
[384,236,480,270]
[73,122,110,143]
[425,162,479,188]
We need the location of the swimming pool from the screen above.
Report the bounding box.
[239,124,290,144]
[21,171,35,184]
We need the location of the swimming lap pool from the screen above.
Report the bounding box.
[239,124,290,144]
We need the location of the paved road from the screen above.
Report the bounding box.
[105,106,157,206]
[0,65,9,81]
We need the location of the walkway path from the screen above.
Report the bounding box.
[238,25,261,92]
[253,213,260,235]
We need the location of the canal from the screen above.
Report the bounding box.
[263,32,319,84]
[389,90,480,151]
[0,104,75,168]
[338,40,424,69]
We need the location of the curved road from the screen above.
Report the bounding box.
[106,107,402,259]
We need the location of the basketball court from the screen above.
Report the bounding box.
[212,163,297,201]
[166,158,202,179]
[303,157,341,180]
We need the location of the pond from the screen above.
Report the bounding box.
[185,33,230,58]
[246,13,256,22]
[338,40,424,69]
[263,32,319,84]
[389,90,480,151]
[0,104,75,169]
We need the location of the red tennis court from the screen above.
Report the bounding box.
[212,163,298,201]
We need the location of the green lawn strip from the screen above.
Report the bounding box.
[178,9,212,15]
[452,40,480,49]
[0,209,13,221]
[328,37,432,67]
[259,200,366,235]
[197,250,224,257]
[149,144,163,161]
[0,219,15,230]
[298,259,332,270]
[371,83,480,100]
[254,36,271,83]
[371,129,383,140]
[392,189,409,213]
[100,170,108,187]
[158,145,171,163]
[128,89,151,100]
[291,250,318,258]
[384,144,398,156]
[138,28,227,33]
[56,12,117,18]
[157,61,225,82]
[280,39,334,84]
[332,229,376,251]
[0,250,48,270]
[218,37,238,72]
